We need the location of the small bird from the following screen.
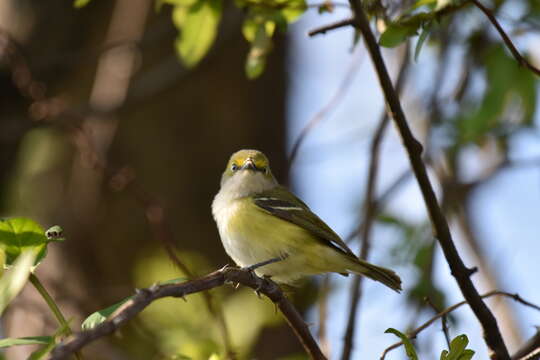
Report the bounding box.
[212,149,401,291]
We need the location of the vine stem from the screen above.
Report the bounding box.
[29,273,83,360]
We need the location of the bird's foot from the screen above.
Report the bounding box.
[218,263,237,273]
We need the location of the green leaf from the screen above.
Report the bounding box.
[73,0,92,8]
[385,328,419,360]
[411,0,437,10]
[82,277,186,330]
[242,15,275,42]
[441,335,475,360]
[278,0,307,23]
[0,218,49,266]
[27,343,56,360]
[174,0,222,67]
[0,247,5,276]
[380,24,418,47]
[0,251,36,315]
[245,25,272,79]
[82,296,133,330]
[414,23,431,61]
[0,336,53,348]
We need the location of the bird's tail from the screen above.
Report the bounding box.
[348,258,402,292]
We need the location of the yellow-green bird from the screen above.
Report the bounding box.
[212,149,401,291]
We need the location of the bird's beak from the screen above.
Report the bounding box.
[242,158,257,171]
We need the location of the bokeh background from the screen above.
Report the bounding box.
[1,0,540,359]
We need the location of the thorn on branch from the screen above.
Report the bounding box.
[467,267,478,276]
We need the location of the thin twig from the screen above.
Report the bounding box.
[308,18,354,37]
[512,329,540,360]
[380,290,540,359]
[347,3,511,358]
[288,46,364,168]
[471,0,540,76]
[29,274,83,360]
[48,267,326,360]
[425,296,451,348]
[340,45,410,360]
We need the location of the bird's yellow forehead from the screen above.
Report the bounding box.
[228,149,269,168]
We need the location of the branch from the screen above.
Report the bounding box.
[471,0,540,77]
[380,290,540,359]
[308,18,354,37]
[512,329,540,360]
[48,267,326,360]
[347,2,511,358]
[340,45,410,360]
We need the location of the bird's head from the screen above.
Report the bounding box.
[220,149,277,191]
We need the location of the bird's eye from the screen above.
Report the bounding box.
[231,163,239,171]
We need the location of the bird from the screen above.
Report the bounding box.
[212,149,401,291]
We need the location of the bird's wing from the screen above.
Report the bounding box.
[253,186,356,257]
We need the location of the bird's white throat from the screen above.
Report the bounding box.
[220,171,277,199]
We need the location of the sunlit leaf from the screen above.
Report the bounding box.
[278,0,307,22]
[0,336,53,348]
[385,328,418,360]
[242,15,275,42]
[0,251,36,315]
[174,0,222,67]
[411,0,437,10]
[73,0,92,8]
[0,218,49,266]
[0,247,5,276]
[245,26,272,79]
[82,296,133,330]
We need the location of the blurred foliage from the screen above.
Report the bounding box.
[0,218,73,358]
[2,0,540,358]
[151,0,306,77]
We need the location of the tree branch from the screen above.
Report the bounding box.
[48,267,326,360]
[308,18,354,37]
[512,329,540,360]
[471,0,540,77]
[347,2,510,358]
[380,290,540,359]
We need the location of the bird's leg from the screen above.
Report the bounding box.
[245,253,289,272]
[243,255,288,297]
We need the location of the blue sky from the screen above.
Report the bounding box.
[287,4,540,359]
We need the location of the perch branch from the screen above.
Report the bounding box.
[48,267,326,360]
[347,2,510,358]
